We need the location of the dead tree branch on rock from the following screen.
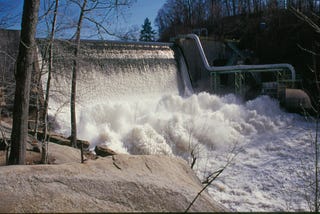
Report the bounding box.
[185,145,238,212]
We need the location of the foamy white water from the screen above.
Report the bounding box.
[49,91,317,211]
[44,41,318,211]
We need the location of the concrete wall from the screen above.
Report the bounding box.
[174,38,227,92]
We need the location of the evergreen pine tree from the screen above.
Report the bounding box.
[139,17,156,42]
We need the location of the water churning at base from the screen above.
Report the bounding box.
[44,40,187,135]
[43,40,315,212]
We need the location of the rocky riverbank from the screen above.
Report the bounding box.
[0,120,227,212]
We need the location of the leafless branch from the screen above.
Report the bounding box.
[83,16,116,37]
[190,148,197,169]
[0,51,16,62]
[185,144,239,212]
[311,12,320,21]
[289,6,320,34]
[297,44,320,56]
[185,167,224,213]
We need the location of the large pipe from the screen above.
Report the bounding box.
[180,34,296,81]
[283,88,313,111]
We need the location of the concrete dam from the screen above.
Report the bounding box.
[0,29,312,126]
[38,39,193,106]
[38,35,311,113]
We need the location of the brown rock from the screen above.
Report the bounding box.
[95,144,117,157]
[27,130,90,149]
[66,136,90,148]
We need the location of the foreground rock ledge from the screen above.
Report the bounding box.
[0,154,226,213]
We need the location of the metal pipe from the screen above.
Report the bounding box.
[182,34,296,81]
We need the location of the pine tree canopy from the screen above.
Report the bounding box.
[139,17,156,42]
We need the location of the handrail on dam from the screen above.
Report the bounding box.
[177,34,296,81]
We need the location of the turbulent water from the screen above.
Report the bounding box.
[45,41,318,212]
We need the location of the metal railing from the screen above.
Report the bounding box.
[178,34,296,81]
[176,34,297,96]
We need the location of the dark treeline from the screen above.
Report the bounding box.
[156,0,320,41]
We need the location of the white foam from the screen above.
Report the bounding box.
[49,85,317,211]
[45,43,317,211]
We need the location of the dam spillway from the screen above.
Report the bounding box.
[37,39,194,143]
[39,40,189,105]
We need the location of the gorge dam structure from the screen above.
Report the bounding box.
[38,33,312,114]
[0,29,312,126]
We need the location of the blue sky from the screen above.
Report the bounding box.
[129,0,166,28]
[0,0,167,40]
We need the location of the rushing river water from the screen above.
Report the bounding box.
[44,40,317,211]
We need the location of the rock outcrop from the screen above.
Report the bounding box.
[0,142,84,166]
[0,154,227,213]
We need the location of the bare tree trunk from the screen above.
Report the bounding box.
[8,0,40,165]
[71,0,87,148]
[232,0,236,15]
[41,0,59,164]
[33,47,42,139]
[225,0,231,16]
[247,0,251,13]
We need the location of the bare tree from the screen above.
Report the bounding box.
[70,0,87,150]
[68,0,135,162]
[118,25,140,41]
[8,0,40,165]
[40,0,59,164]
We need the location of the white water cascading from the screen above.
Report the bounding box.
[42,40,317,212]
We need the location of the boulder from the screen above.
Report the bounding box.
[0,154,227,213]
[28,130,90,149]
[94,144,117,157]
[45,142,82,164]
